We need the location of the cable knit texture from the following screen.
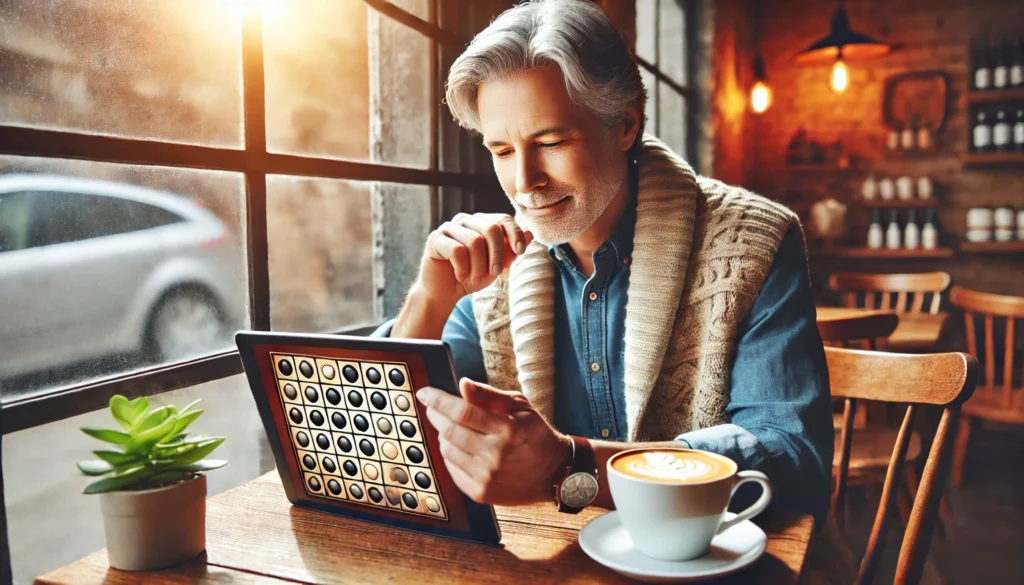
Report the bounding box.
[472,134,798,441]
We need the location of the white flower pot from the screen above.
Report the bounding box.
[99,474,207,571]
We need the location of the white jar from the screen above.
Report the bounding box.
[916,176,933,200]
[995,207,1015,242]
[966,208,994,243]
[861,175,878,200]
[878,177,895,200]
[1018,210,1024,241]
[896,176,914,200]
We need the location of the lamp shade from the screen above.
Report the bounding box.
[793,2,890,65]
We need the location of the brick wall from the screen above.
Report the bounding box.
[715,0,1024,308]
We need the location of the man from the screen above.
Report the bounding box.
[377,0,832,524]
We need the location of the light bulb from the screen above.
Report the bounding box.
[751,80,772,114]
[831,59,849,93]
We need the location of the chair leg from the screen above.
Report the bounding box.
[951,416,972,488]
[904,466,954,542]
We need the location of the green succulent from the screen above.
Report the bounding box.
[77,394,227,494]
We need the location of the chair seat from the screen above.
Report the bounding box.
[833,427,922,472]
[962,390,1024,424]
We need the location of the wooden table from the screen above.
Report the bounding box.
[816,307,949,352]
[36,472,815,585]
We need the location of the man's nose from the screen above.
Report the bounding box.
[515,153,547,195]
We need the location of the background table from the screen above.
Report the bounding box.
[36,472,815,585]
[816,306,949,352]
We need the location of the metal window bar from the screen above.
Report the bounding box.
[0,0,473,435]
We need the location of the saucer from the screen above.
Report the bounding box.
[578,511,767,583]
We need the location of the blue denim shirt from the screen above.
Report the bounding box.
[376,202,832,526]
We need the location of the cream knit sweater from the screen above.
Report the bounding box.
[471,135,799,442]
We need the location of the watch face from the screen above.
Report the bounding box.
[560,472,599,508]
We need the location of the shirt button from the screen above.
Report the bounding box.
[623,256,630,265]
[589,292,598,301]
[601,428,610,438]
[590,362,601,372]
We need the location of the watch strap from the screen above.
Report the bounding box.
[556,435,598,513]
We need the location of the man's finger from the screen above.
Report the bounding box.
[456,214,508,276]
[437,438,487,484]
[416,386,503,433]
[445,460,485,503]
[441,223,489,283]
[459,378,531,415]
[427,232,470,281]
[424,404,488,453]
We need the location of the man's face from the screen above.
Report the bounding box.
[477,66,631,245]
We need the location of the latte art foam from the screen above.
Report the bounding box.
[612,449,734,484]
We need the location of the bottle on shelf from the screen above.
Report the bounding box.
[916,123,933,150]
[973,39,992,91]
[922,208,938,250]
[1014,109,1024,152]
[900,119,916,150]
[878,176,895,200]
[973,110,992,152]
[885,210,901,250]
[993,109,1011,152]
[861,173,878,201]
[867,209,884,249]
[904,209,920,250]
[886,124,901,151]
[993,40,1009,90]
[1011,38,1024,88]
[917,176,934,200]
[896,176,914,200]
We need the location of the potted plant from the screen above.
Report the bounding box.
[77,394,227,571]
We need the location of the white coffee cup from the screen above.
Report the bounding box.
[607,448,772,562]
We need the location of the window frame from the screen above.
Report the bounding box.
[0,0,484,435]
[635,0,701,169]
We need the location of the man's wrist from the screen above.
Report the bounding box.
[392,283,459,339]
[547,434,575,495]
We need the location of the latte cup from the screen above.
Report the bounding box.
[607,448,772,562]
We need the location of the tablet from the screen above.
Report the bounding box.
[236,330,501,545]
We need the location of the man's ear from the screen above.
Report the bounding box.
[617,102,642,152]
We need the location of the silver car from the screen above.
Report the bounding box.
[0,174,245,382]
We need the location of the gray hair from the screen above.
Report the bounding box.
[445,0,646,157]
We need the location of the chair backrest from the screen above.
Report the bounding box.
[817,311,899,350]
[826,347,977,585]
[830,272,951,315]
[950,286,1024,412]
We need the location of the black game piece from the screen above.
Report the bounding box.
[310,410,325,427]
[304,386,319,403]
[327,479,343,495]
[359,438,375,457]
[289,407,304,425]
[278,359,293,376]
[331,412,347,430]
[299,360,314,378]
[366,367,382,385]
[347,390,364,408]
[354,414,369,432]
[402,493,418,509]
[388,368,405,387]
[405,445,424,464]
[325,388,341,405]
[415,472,432,489]
[400,420,416,438]
[349,484,364,500]
[337,436,353,453]
[316,433,330,450]
[308,476,321,491]
[370,392,387,410]
[302,455,317,470]
[322,457,337,474]
[368,487,384,503]
[342,365,359,383]
[283,383,298,400]
[296,431,310,448]
[343,460,358,476]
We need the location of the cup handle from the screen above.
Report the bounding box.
[717,470,772,534]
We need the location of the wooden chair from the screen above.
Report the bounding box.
[949,286,1024,487]
[818,311,899,428]
[827,347,977,585]
[830,272,951,352]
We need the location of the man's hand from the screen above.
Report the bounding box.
[416,213,534,308]
[416,378,571,506]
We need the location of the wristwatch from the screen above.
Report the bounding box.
[554,435,599,513]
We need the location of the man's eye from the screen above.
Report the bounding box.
[494,150,513,159]
[539,141,563,149]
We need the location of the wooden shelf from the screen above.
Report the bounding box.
[854,199,938,209]
[810,247,955,260]
[966,88,1024,104]
[786,164,855,173]
[959,240,1024,254]
[963,151,1024,167]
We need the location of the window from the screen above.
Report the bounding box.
[635,0,696,162]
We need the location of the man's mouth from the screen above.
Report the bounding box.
[520,196,569,211]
